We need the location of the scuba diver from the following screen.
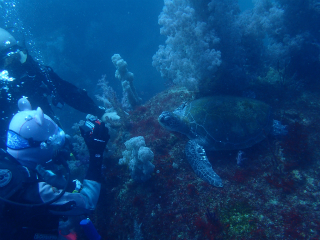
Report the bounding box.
[0,97,109,239]
[0,27,105,148]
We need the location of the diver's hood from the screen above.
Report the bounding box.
[7,97,65,168]
[0,28,17,52]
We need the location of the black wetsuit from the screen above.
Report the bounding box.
[0,152,59,239]
[0,149,102,240]
[0,54,104,147]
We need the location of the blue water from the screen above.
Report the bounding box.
[1,0,165,103]
[238,0,254,11]
[0,0,254,103]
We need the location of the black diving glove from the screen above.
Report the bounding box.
[80,117,109,182]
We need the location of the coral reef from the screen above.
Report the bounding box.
[71,120,89,164]
[128,220,144,240]
[88,85,320,239]
[71,1,320,239]
[239,0,320,87]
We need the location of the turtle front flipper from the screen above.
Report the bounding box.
[185,140,223,187]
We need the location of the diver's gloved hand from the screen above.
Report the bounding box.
[79,119,109,157]
[53,148,71,165]
[79,118,109,182]
[36,165,67,189]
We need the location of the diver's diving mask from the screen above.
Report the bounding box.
[0,45,27,67]
[7,127,65,150]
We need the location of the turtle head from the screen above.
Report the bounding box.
[158,111,187,134]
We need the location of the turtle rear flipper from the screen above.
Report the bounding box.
[185,140,223,187]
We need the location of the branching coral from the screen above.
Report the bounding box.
[95,74,121,122]
[152,0,221,91]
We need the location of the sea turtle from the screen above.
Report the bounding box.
[158,96,272,187]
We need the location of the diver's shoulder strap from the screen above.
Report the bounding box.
[0,152,37,199]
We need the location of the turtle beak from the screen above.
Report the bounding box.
[158,111,170,125]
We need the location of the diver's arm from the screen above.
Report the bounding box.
[36,118,108,215]
[37,120,108,215]
[38,180,101,213]
[10,178,100,215]
[47,68,105,117]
